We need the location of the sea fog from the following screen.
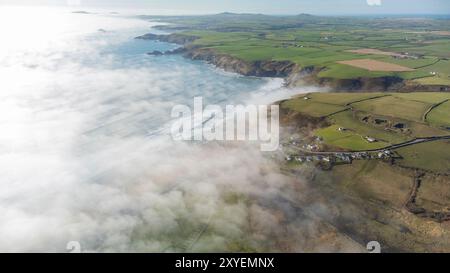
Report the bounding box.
[0,7,363,252]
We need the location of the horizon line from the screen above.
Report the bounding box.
[2,5,449,17]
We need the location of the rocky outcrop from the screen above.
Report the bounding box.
[135,33,199,45]
[147,50,164,56]
[184,48,297,77]
[165,47,187,55]
[136,33,296,77]
[317,76,405,91]
[147,47,187,56]
[286,66,409,91]
[286,67,449,92]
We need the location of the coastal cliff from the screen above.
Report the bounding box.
[136,33,448,92]
[185,48,297,77]
[136,33,199,44]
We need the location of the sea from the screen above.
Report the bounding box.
[0,6,339,252]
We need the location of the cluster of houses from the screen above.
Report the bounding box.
[287,138,320,151]
[281,43,305,48]
[285,149,395,165]
[377,150,394,159]
[286,155,331,163]
[392,52,422,60]
[284,132,395,167]
[303,143,320,151]
[365,136,377,143]
[338,127,377,143]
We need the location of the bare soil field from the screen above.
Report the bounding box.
[347,48,405,58]
[337,59,415,72]
[432,31,450,36]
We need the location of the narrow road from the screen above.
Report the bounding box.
[290,135,450,155]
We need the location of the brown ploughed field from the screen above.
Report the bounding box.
[337,59,415,72]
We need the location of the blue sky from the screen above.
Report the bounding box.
[1,0,449,15]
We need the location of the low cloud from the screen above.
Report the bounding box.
[0,9,364,252]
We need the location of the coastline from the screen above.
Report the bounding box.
[136,28,450,252]
[136,32,450,92]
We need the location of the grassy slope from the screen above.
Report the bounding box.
[314,159,450,252]
[351,96,430,122]
[427,100,450,128]
[281,92,450,173]
[281,99,347,118]
[315,124,389,150]
[326,110,409,144]
[396,140,450,173]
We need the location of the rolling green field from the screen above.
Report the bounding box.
[281,99,347,117]
[427,100,450,128]
[148,13,450,85]
[281,92,450,173]
[396,140,450,173]
[315,124,389,150]
[281,92,450,152]
[351,96,429,122]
